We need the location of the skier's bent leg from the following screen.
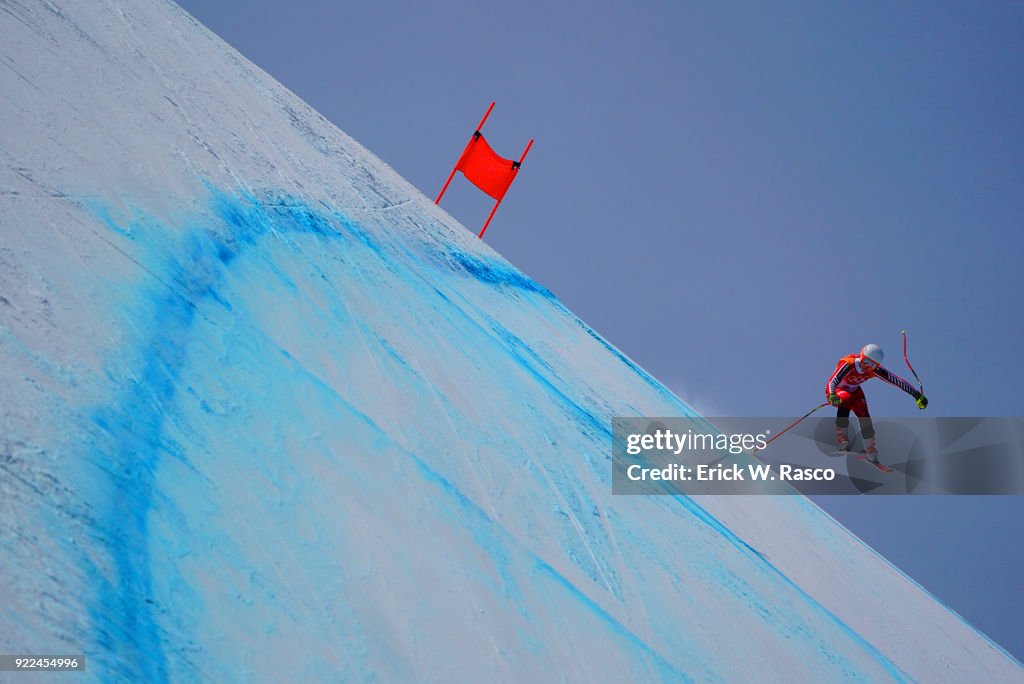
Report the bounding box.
[849,393,874,440]
[835,407,851,450]
[849,393,878,458]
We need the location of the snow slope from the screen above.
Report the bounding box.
[1,0,1021,681]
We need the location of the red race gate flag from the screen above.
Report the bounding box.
[435,102,533,238]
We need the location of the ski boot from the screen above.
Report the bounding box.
[863,436,879,464]
[835,426,851,453]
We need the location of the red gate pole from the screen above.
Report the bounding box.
[434,166,459,205]
[435,102,496,204]
[477,138,534,239]
[478,199,503,239]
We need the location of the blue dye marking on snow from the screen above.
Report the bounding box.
[556,305,695,415]
[79,183,917,681]
[425,276,612,447]
[496,331,610,444]
[323,206,386,257]
[614,456,908,678]
[274,351,618,635]
[86,223,222,682]
[404,451,530,613]
[487,318,556,375]
[446,250,553,296]
[395,429,662,660]
[533,560,694,682]
[668,494,911,681]
[370,251,615,458]
[86,186,592,675]
[403,232,555,298]
[373,334,412,372]
[85,187,369,680]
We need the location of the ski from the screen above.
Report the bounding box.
[831,449,893,474]
[857,453,892,474]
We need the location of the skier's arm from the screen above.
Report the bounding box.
[875,366,922,400]
[826,362,850,401]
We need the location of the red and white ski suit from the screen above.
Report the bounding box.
[825,353,921,416]
[826,353,922,444]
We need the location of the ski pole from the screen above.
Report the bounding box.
[752,402,830,455]
[901,330,925,392]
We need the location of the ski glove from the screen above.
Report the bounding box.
[916,394,928,410]
[828,393,842,407]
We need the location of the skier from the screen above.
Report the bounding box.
[825,344,927,463]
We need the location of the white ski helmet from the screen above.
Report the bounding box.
[860,343,884,366]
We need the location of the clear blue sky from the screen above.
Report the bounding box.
[176,0,1024,661]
